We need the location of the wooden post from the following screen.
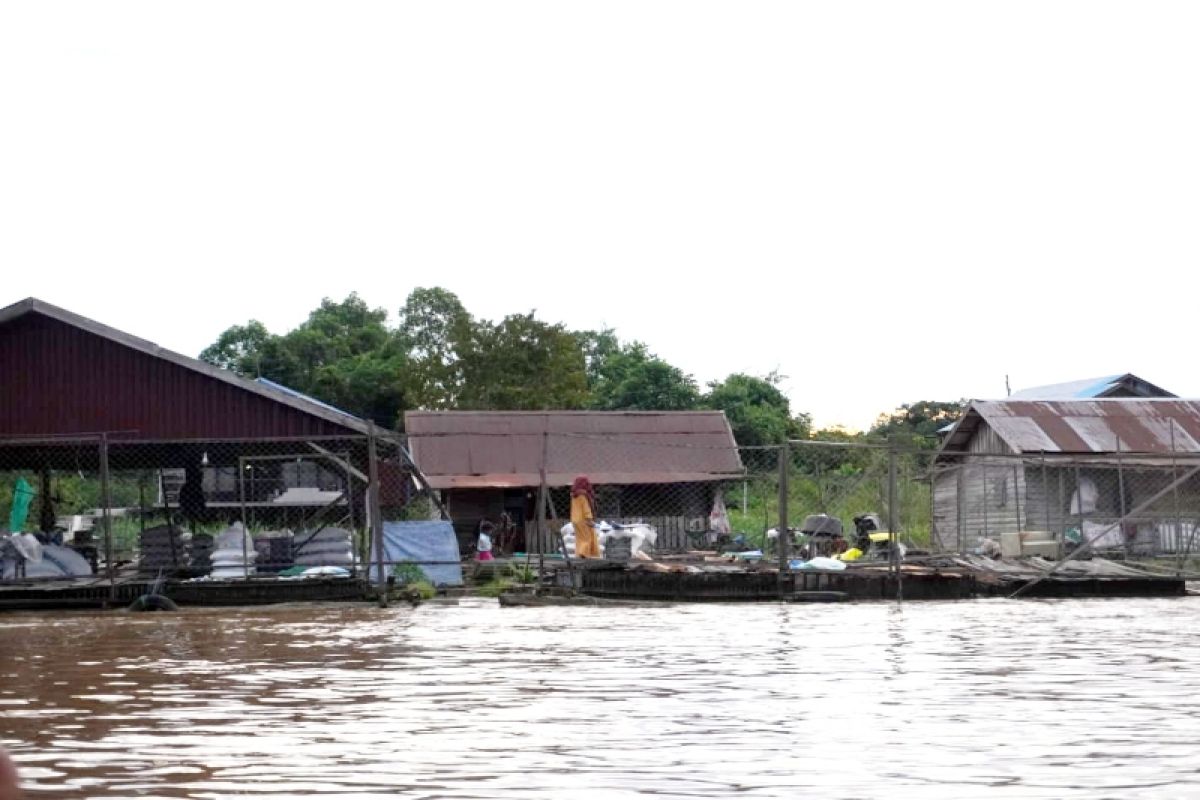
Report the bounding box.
[238,456,250,580]
[1012,458,1023,534]
[889,441,901,602]
[368,425,387,608]
[343,458,357,572]
[99,434,115,604]
[1171,420,1183,572]
[541,429,576,591]
[955,464,965,553]
[1041,453,1051,541]
[982,459,990,542]
[777,442,789,600]
[1115,437,1127,548]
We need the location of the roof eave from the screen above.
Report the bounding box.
[0,297,371,437]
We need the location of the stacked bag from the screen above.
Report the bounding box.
[139,524,187,573]
[210,522,257,579]
[253,530,294,573]
[293,527,354,568]
[189,532,214,572]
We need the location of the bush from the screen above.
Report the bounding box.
[392,561,426,585]
[475,578,516,598]
[407,580,437,601]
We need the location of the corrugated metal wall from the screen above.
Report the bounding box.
[0,312,354,440]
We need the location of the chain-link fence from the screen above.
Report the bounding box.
[415,430,930,575]
[0,433,448,602]
[933,451,1200,563]
[24,427,1195,601]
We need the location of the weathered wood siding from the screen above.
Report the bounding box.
[934,421,1030,551]
[934,460,1028,551]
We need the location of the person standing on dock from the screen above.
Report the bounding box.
[570,476,601,558]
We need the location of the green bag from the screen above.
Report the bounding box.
[8,478,35,533]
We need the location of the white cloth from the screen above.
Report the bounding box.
[1070,477,1099,515]
[709,490,731,536]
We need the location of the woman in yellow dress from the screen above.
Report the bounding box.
[570,476,601,558]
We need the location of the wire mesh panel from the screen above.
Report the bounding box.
[932,452,1200,562]
[528,431,750,555]
[0,437,107,584]
[786,440,934,558]
[0,434,396,589]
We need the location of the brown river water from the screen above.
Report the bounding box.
[2,596,1199,799]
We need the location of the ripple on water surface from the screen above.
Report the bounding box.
[2,597,1200,799]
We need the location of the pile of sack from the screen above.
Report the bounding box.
[0,533,93,579]
[139,524,187,573]
[189,532,214,571]
[293,527,354,568]
[210,522,257,579]
[559,521,657,559]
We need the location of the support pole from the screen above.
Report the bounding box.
[238,456,250,580]
[777,442,789,600]
[1041,453,1051,543]
[1115,439,1126,519]
[1171,420,1183,573]
[368,424,387,608]
[889,441,901,602]
[956,464,965,554]
[100,434,115,604]
[540,430,576,591]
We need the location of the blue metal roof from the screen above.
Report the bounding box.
[1006,375,1126,399]
[254,377,363,425]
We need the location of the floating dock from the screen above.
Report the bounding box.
[0,574,368,611]
[534,554,1187,603]
[0,555,1187,611]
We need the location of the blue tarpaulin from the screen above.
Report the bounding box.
[379,520,463,587]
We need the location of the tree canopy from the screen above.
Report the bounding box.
[704,372,811,446]
[200,294,410,427]
[868,400,965,448]
[199,287,953,448]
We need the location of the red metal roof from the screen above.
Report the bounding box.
[940,399,1200,455]
[0,298,370,440]
[404,410,743,488]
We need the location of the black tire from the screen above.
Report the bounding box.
[128,593,179,612]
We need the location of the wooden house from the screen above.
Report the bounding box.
[404,410,743,553]
[933,399,1200,553]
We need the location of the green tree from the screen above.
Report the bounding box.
[704,372,811,446]
[869,400,965,448]
[200,294,410,427]
[397,287,474,409]
[199,320,273,376]
[587,341,700,411]
[459,312,589,410]
[575,327,621,390]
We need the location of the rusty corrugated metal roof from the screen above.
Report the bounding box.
[404,410,743,489]
[940,399,1200,455]
[0,297,371,439]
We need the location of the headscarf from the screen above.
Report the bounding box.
[571,475,596,508]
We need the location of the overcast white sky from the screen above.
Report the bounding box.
[3,1,1198,429]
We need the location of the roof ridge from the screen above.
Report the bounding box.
[0,296,370,435]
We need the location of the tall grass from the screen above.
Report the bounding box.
[724,456,931,548]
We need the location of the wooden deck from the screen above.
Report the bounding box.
[539,555,1185,603]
